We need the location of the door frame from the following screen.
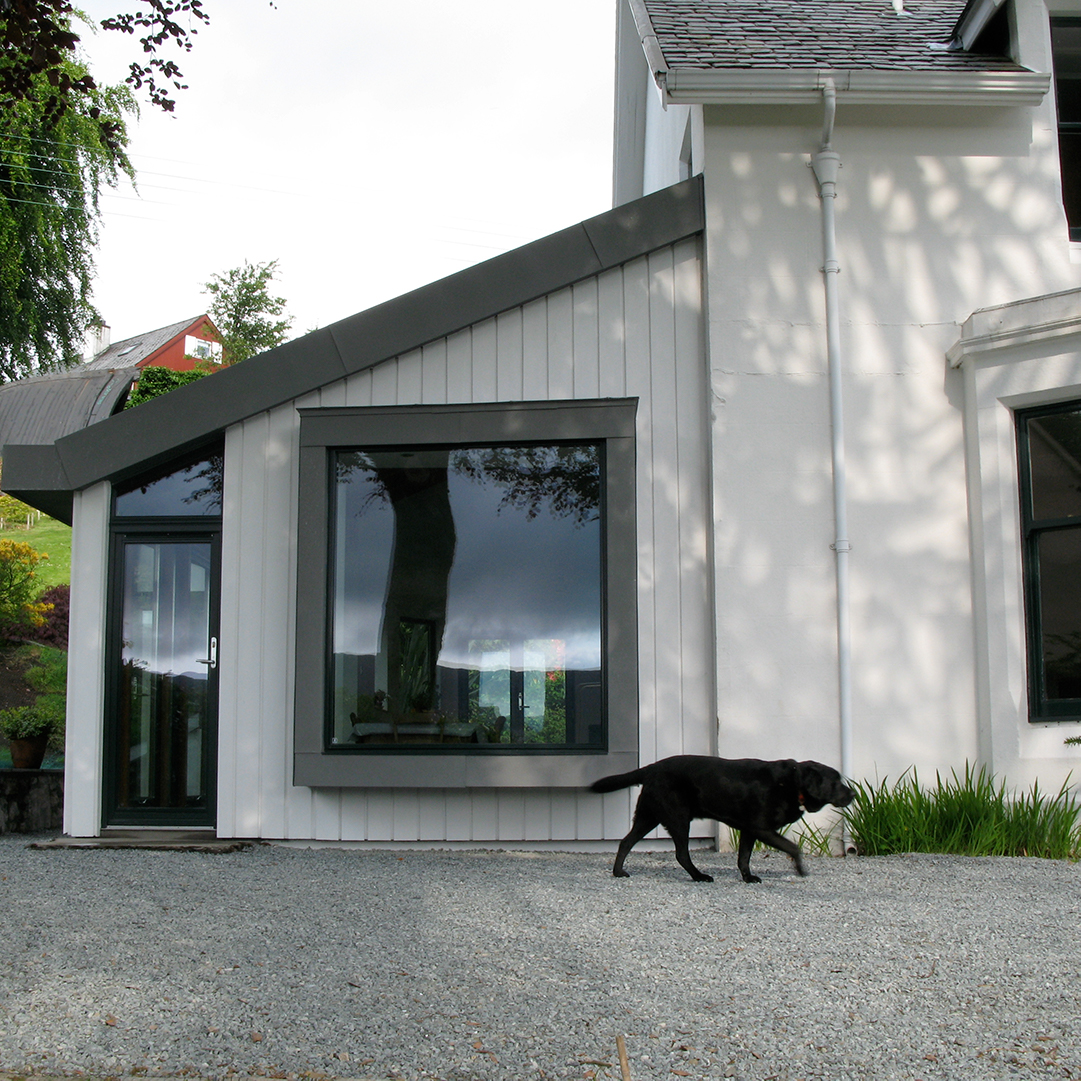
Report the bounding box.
[102,522,221,828]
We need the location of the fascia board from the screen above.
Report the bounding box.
[664,67,1050,107]
[0,444,74,524]
[627,0,668,82]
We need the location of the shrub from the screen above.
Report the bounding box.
[124,365,213,409]
[0,538,51,631]
[843,763,1081,859]
[0,704,60,741]
[18,583,69,648]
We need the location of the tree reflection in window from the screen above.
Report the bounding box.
[114,446,224,517]
[330,444,604,749]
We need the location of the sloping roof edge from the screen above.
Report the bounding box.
[1,176,705,523]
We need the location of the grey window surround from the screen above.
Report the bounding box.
[294,398,640,789]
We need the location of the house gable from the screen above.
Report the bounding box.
[1,177,704,525]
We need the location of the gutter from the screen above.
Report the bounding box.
[661,67,1049,107]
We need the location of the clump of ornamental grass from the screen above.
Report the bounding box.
[842,762,1081,859]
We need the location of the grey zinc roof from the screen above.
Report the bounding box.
[83,315,207,370]
[0,367,136,450]
[642,0,1018,73]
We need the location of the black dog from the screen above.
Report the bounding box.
[590,755,855,883]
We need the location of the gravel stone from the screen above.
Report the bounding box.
[1,834,1080,1080]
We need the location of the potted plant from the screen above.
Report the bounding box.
[0,705,61,769]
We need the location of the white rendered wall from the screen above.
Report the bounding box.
[215,239,712,842]
[702,78,1081,784]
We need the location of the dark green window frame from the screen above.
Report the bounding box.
[1052,18,1081,242]
[1017,401,1081,721]
[293,399,639,788]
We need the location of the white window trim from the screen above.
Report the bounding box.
[950,290,1081,774]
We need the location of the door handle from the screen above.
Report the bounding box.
[197,636,218,670]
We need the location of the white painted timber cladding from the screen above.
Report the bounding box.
[215,239,711,841]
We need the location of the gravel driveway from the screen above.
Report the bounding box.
[1,832,1080,1081]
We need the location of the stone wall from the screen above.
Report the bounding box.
[0,770,63,832]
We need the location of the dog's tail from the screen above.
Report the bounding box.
[590,767,650,794]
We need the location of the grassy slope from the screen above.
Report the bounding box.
[1,515,71,591]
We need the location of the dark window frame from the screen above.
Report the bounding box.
[104,444,224,827]
[1017,401,1081,721]
[1052,18,1081,242]
[293,399,640,788]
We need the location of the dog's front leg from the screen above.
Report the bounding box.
[757,829,806,877]
[735,830,762,883]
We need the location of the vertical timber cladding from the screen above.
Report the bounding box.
[217,236,709,842]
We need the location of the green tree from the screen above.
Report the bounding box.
[203,259,293,365]
[0,62,135,379]
[123,364,213,408]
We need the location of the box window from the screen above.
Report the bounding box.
[294,400,639,788]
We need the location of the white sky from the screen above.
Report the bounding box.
[76,0,617,344]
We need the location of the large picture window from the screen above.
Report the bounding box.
[330,444,604,750]
[1018,402,1081,720]
[294,400,639,788]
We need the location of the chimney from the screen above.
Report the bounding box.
[92,322,111,357]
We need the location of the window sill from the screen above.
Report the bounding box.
[294,747,638,788]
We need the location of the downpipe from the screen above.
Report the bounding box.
[811,79,856,855]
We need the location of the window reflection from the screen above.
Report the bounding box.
[330,444,604,749]
[114,447,224,517]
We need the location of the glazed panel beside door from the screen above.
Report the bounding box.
[106,538,218,826]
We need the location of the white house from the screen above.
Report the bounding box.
[5,0,1081,843]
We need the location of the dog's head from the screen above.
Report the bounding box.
[796,761,855,813]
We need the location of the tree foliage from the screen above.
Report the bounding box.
[0,1,208,146]
[203,259,293,365]
[0,63,135,379]
[123,363,212,408]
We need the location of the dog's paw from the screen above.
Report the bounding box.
[613,869,630,878]
[741,873,762,884]
[692,872,714,883]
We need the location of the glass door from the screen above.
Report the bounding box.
[104,534,219,827]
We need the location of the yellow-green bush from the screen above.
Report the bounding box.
[0,538,51,628]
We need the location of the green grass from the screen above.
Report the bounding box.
[842,763,1081,859]
[0,514,71,590]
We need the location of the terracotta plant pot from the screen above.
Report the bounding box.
[8,734,49,769]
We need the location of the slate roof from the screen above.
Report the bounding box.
[641,0,1013,72]
[83,315,213,371]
